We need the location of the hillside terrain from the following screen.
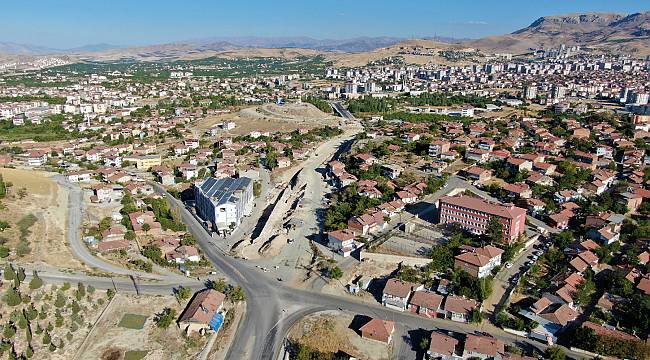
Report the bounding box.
[468,12,650,56]
[1,11,649,68]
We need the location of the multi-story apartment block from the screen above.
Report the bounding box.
[194,177,254,235]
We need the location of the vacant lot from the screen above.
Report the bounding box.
[0,168,86,270]
[82,293,208,360]
[195,103,339,137]
[288,311,391,360]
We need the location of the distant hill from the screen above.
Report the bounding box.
[0,42,58,55]
[192,36,407,52]
[0,42,122,55]
[0,36,407,58]
[1,11,649,63]
[467,11,650,56]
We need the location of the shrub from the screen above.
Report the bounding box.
[154,308,177,329]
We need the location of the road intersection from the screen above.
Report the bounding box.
[5,105,587,360]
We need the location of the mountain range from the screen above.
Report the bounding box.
[468,12,650,55]
[0,11,649,61]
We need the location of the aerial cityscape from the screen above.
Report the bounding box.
[1,1,650,359]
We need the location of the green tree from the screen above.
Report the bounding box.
[0,246,9,258]
[419,337,430,350]
[546,346,565,360]
[106,288,115,299]
[2,323,16,339]
[16,312,28,329]
[3,264,15,281]
[226,285,246,302]
[29,271,43,290]
[16,267,26,282]
[75,282,85,301]
[4,287,22,306]
[471,309,483,324]
[428,245,454,271]
[25,344,34,358]
[486,216,504,243]
[0,175,6,198]
[25,304,37,321]
[176,286,191,301]
[207,278,228,292]
[141,223,151,234]
[42,331,51,345]
[54,292,66,308]
[154,308,177,329]
[329,266,343,280]
[0,221,9,232]
[124,230,136,241]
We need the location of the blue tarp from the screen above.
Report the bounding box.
[209,312,225,332]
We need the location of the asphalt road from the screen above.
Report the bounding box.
[161,171,588,360]
[36,104,582,359]
[56,175,181,281]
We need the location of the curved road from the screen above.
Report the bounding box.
[161,175,587,360]
[42,105,582,359]
[57,175,191,282]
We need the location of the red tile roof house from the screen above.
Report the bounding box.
[454,245,504,278]
[382,279,423,311]
[348,212,386,236]
[638,276,650,296]
[359,318,395,344]
[166,245,201,264]
[463,334,505,360]
[581,321,639,342]
[463,166,492,184]
[101,226,126,241]
[128,211,162,235]
[327,229,362,257]
[427,331,460,359]
[177,289,226,334]
[97,239,130,253]
[407,290,443,318]
[443,295,480,323]
[395,190,418,204]
[438,195,527,244]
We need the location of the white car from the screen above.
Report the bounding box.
[505,262,513,269]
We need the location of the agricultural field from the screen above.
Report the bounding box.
[0,265,111,359]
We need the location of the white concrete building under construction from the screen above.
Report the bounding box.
[194,177,254,235]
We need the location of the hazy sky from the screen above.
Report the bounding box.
[1,0,647,48]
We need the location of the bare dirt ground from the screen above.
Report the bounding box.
[194,103,339,137]
[288,311,391,360]
[0,168,87,270]
[81,293,207,360]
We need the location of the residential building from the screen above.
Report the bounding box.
[194,177,254,234]
[443,295,480,323]
[177,289,226,334]
[359,318,394,344]
[382,279,423,311]
[454,245,504,278]
[427,331,461,360]
[463,334,505,360]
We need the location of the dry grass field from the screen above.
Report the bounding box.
[0,168,86,270]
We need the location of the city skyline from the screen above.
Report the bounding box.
[0,0,647,49]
